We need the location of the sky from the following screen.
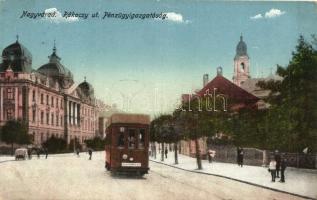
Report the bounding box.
[0,0,317,116]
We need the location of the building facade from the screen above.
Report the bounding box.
[0,38,101,146]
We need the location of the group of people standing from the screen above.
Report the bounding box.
[268,150,287,183]
[27,148,48,159]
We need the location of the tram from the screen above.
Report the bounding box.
[105,113,150,175]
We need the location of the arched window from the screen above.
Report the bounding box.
[240,62,245,72]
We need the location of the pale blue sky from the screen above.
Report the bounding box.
[1,0,317,116]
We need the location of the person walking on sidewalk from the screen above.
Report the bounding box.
[76,148,80,157]
[36,149,40,159]
[269,157,277,182]
[165,147,168,159]
[237,147,244,167]
[279,156,287,183]
[88,149,92,160]
[208,149,216,163]
[274,150,281,178]
[44,148,48,159]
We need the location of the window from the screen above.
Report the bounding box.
[32,90,35,102]
[61,116,63,126]
[128,129,136,149]
[240,62,245,72]
[51,97,54,107]
[46,95,49,105]
[41,94,44,104]
[56,98,58,108]
[46,112,49,125]
[139,129,145,149]
[51,113,54,125]
[56,115,59,126]
[60,99,63,109]
[7,88,14,100]
[41,111,44,124]
[117,133,125,148]
[7,109,13,119]
[120,127,125,132]
[32,110,36,122]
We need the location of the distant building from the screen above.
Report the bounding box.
[232,35,250,87]
[0,37,102,146]
[179,35,281,157]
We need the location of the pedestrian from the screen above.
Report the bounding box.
[76,148,80,157]
[88,149,92,160]
[208,149,212,163]
[237,147,241,166]
[44,148,48,159]
[268,157,277,182]
[274,150,281,178]
[208,149,216,163]
[37,149,40,159]
[27,148,32,160]
[239,148,244,167]
[164,147,168,159]
[237,147,244,167]
[279,156,287,183]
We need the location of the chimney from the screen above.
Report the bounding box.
[203,74,209,87]
[217,66,223,76]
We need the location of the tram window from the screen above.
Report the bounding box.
[128,129,136,149]
[139,129,145,149]
[120,127,125,132]
[117,133,124,148]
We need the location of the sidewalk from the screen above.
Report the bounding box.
[150,151,317,199]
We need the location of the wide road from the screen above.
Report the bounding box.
[0,152,304,200]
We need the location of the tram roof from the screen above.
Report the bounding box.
[109,113,150,125]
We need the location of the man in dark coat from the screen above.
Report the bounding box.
[164,147,168,158]
[274,150,281,178]
[237,147,241,166]
[279,157,287,183]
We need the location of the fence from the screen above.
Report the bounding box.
[207,144,317,169]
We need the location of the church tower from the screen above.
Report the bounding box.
[233,35,250,86]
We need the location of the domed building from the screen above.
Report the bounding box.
[0,37,102,146]
[77,79,95,102]
[0,37,32,73]
[37,44,74,89]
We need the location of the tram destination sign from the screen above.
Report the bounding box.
[121,163,141,167]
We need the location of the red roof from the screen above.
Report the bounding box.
[196,75,259,106]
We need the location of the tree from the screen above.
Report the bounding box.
[174,98,220,170]
[0,120,31,155]
[257,35,317,152]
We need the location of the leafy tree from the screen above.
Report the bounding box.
[257,35,317,152]
[0,120,31,155]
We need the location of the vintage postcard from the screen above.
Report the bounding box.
[0,0,316,200]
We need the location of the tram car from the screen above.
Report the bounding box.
[105,113,150,175]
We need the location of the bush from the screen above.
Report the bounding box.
[42,136,67,153]
[84,137,106,151]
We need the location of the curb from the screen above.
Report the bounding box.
[150,159,316,200]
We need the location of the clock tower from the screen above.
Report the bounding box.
[233,35,250,86]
